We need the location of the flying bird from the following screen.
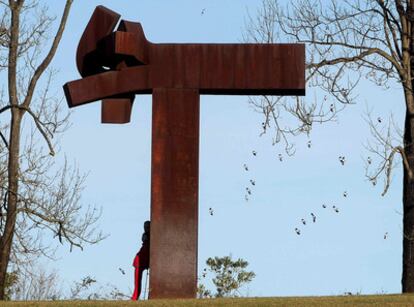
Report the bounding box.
[384,232,388,240]
[322,204,327,208]
[250,179,256,186]
[243,164,249,171]
[301,218,306,225]
[295,228,301,235]
[307,140,312,148]
[252,150,257,156]
[338,156,345,165]
[246,187,252,195]
[278,153,283,162]
[311,213,316,223]
[119,268,125,275]
[343,191,348,197]
[201,8,206,15]
[209,207,214,216]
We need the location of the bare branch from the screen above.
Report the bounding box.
[0,130,8,149]
[307,47,404,77]
[396,146,413,179]
[17,105,54,156]
[21,0,72,109]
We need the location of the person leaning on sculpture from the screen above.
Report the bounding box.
[131,220,150,300]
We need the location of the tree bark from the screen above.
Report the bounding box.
[0,1,21,299]
[402,92,414,291]
[0,112,22,300]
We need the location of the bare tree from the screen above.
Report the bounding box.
[245,0,414,292]
[0,0,105,299]
[5,264,129,301]
[7,262,62,301]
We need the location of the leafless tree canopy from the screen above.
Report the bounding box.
[0,0,105,298]
[245,0,409,193]
[245,0,414,292]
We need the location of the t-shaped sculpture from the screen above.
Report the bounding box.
[64,6,305,299]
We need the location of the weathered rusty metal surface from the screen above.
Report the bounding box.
[63,5,306,299]
[64,6,305,113]
[65,42,304,107]
[76,5,120,77]
[150,88,199,298]
[101,96,134,124]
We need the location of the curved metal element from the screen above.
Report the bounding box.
[100,20,150,123]
[117,20,149,65]
[76,5,120,77]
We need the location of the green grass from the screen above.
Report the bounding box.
[1,295,414,307]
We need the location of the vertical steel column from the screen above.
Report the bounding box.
[149,88,200,299]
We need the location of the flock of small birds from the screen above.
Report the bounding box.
[242,150,260,201]
[294,201,354,235]
[293,153,388,240]
[294,208,334,236]
[294,155,348,235]
[226,137,390,241]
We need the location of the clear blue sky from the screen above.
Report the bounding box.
[44,0,404,297]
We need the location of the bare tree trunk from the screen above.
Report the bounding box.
[403,87,414,291]
[404,5,414,287]
[0,1,22,298]
[0,112,22,299]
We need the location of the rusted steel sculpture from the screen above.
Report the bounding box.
[64,6,305,299]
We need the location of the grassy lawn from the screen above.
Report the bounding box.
[1,295,414,307]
